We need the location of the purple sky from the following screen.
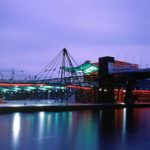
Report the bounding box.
[1,0,150,76]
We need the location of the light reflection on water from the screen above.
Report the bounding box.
[12,113,21,149]
[0,108,150,150]
[122,108,127,144]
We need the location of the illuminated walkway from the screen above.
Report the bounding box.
[0,100,124,112]
[0,100,150,113]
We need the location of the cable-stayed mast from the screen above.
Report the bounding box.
[36,48,78,81]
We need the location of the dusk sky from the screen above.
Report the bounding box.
[1,0,150,76]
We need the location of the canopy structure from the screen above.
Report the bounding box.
[62,61,99,75]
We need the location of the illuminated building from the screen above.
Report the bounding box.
[0,59,149,103]
[69,59,150,103]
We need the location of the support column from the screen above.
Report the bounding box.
[98,56,115,103]
[124,78,135,105]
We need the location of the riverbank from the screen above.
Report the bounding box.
[0,100,150,113]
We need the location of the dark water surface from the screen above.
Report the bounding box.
[0,108,150,150]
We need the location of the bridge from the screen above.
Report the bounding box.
[98,56,150,104]
[0,48,150,104]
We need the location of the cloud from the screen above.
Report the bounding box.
[0,0,150,75]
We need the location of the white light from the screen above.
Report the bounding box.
[99,88,102,91]
[10,105,22,107]
[38,111,45,138]
[36,104,45,107]
[12,113,21,144]
[104,89,108,92]
[39,111,45,118]
[122,108,127,142]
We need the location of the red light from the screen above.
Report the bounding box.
[0,83,46,87]
[65,85,92,90]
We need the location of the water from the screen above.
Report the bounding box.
[0,108,150,150]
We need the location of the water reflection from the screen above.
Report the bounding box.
[38,112,45,137]
[12,113,21,146]
[0,108,150,150]
[122,108,127,147]
[122,108,127,135]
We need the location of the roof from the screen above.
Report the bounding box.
[62,60,139,75]
[62,61,99,75]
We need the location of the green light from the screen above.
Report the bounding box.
[54,86,65,90]
[39,86,53,91]
[83,66,98,74]
[2,88,9,93]
[12,87,21,92]
[25,86,36,91]
[62,61,98,75]
[43,86,53,89]
[38,86,65,91]
[39,87,47,91]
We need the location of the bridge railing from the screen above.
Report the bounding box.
[0,75,99,88]
[0,76,85,84]
[38,76,85,84]
[111,68,150,74]
[0,79,36,83]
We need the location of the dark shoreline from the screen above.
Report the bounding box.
[0,103,150,113]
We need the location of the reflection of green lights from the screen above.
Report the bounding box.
[68,112,72,136]
[55,113,59,129]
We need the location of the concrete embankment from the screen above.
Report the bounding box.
[0,101,150,113]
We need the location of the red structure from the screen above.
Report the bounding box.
[76,59,150,103]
